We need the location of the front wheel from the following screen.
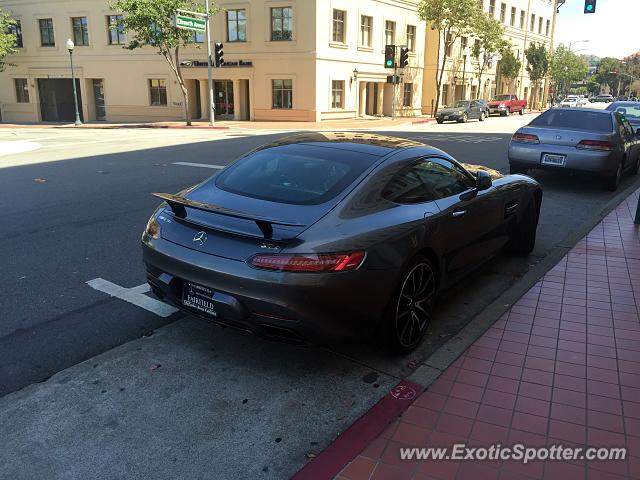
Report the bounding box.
[507,197,538,255]
[436,119,444,124]
[383,256,436,353]
[631,154,640,176]
[519,107,524,115]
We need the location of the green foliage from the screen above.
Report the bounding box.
[499,46,521,82]
[586,80,600,95]
[418,0,483,112]
[471,13,508,97]
[594,57,622,92]
[550,45,589,85]
[525,43,549,84]
[0,9,17,72]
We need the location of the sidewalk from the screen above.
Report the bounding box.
[297,186,640,480]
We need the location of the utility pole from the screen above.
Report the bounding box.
[205,0,214,125]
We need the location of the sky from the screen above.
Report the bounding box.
[553,0,639,59]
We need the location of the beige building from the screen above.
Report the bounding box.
[0,0,425,123]
[422,0,556,113]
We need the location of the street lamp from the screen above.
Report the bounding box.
[65,38,82,126]
[461,46,470,100]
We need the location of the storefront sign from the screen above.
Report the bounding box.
[180,59,253,68]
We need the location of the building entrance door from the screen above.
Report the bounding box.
[214,80,234,119]
[38,79,84,122]
[92,79,106,120]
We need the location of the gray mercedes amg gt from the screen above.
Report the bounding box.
[142,133,542,352]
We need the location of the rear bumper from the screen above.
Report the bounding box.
[142,237,396,343]
[508,143,621,175]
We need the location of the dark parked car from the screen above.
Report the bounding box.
[591,94,614,103]
[509,108,640,191]
[436,100,487,123]
[142,133,542,352]
[606,101,640,131]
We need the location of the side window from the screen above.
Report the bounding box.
[382,158,475,204]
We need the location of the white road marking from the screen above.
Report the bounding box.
[86,278,178,317]
[172,162,225,169]
[0,141,42,156]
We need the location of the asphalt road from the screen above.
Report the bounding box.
[1,117,639,479]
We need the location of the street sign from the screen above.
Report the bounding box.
[175,15,206,32]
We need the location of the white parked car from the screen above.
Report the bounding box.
[560,95,586,108]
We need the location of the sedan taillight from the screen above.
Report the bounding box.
[512,133,540,144]
[249,252,365,272]
[576,140,615,151]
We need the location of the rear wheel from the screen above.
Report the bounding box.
[479,112,485,122]
[510,163,529,175]
[384,256,436,353]
[519,107,525,115]
[459,113,468,123]
[507,196,538,255]
[604,161,623,191]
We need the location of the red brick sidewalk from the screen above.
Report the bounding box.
[315,187,640,480]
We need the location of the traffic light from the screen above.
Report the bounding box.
[214,42,224,67]
[584,0,596,13]
[384,45,395,68]
[399,47,409,68]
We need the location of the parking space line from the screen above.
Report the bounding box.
[86,278,178,317]
[172,162,225,169]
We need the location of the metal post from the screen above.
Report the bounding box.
[462,55,467,100]
[69,50,82,126]
[205,0,214,125]
[392,48,397,120]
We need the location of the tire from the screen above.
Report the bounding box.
[604,161,623,191]
[519,107,524,115]
[500,111,507,117]
[461,113,468,123]
[383,256,436,353]
[510,163,529,175]
[507,196,538,255]
[631,154,640,176]
[436,119,444,124]
[479,112,485,122]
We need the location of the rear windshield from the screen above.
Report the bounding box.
[529,109,613,133]
[215,145,376,205]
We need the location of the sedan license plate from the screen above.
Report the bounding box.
[183,281,218,317]
[541,154,566,166]
[444,116,449,120]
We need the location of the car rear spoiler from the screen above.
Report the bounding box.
[153,192,306,240]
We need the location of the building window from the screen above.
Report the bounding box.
[10,20,23,48]
[445,33,452,57]
[192,31,204,43]
[385,20,395,46]
[406,25,416,51]
[538,17,543,34]
[14,79,29,103]
[107,15,125,45]
[149,79,167,106]
[460,36,467,58]
[519,10,525,29]
[500,3,506,23]
[272,79,293,109]
[332,9,345,43]
[510,7,516,26]
[331,80,344,109]
[546,19,551,36]
[360,15,372,47]
[271,7,292,41]
[227,9,246,42]
[442,85,449,107]
[39,18,55,47]
[530,14,535,31]
[72,17,89,46]
[489,0,495,17]
[403,83,413,107]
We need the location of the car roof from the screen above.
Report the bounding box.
[252,132,426,157]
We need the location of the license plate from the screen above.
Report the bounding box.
[541,154,566,166]
[444,116,449,120]
[182,281,218,317]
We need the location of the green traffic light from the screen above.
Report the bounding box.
[586,4,593,10]
[386,60,393,66]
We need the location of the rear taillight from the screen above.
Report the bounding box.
[576,140,615,151]
[249,251,365,272]
[512,133,539,144]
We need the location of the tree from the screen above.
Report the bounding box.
[418,0,482,114]
[524,42,549,106]
[110,0,218,126]
[471,14,507,99]
[586,80,600,95]
[0,9,17,72]
[594,57,621,94]
[549,45,588,98]
[499,46,521,89]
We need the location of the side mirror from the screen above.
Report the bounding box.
[476,170,492,191]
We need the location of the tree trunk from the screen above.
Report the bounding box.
[434,29,450,116]
[174,47,191,126]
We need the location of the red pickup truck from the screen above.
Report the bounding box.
[488,94,527,116]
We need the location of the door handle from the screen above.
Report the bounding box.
[452,210,467,217]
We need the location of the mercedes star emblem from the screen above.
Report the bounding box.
[193,231,208,246]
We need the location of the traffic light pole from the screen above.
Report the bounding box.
[206,0,214,125]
